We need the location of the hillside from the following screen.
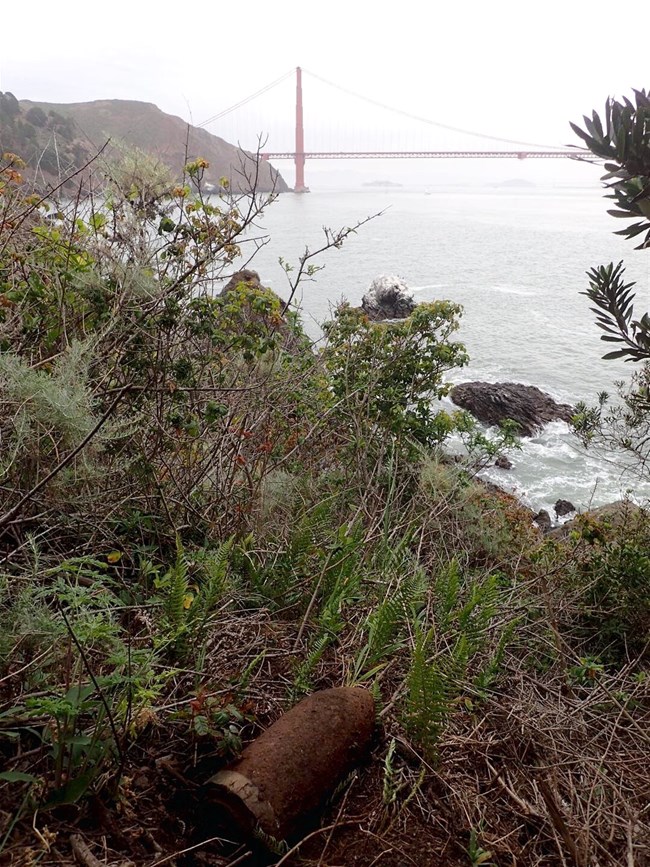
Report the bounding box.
[1,96,649,867]
[0,91,288,192]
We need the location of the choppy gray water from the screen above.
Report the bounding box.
[233,183,650,514]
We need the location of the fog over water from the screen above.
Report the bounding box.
[232,166,650,515]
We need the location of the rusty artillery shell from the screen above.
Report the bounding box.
[206,686,375,841]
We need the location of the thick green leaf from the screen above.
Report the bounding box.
[603,349,632,360]
[0,771,37,783]
[44,770,97,807]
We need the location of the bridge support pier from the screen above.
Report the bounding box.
[294,66,309,192]
[294,154,307,193]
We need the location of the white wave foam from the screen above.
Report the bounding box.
[490,284,536,296]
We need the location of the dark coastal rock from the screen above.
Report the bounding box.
[533,509,552,532]
[219,270,305,353]
[554,498,575,518]
[221,269,264,296]
[549,499,647,540]
[361,275,416,321]
[220,268,290,311]
[495,455,513,470]
[450,381,575,437]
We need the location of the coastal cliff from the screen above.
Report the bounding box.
[0,92,287,192]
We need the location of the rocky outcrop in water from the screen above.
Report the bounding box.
[549,500,647,539]
[533,509,552,531]
[361,275,416,321]
[218,270,305,353]
[450,381,575,437]
[554,499,575,518]
[222,269,266,297]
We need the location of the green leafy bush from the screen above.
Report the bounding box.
[323,300,468,448]
[570,508,650,661]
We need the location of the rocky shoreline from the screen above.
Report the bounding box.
[225,270,639,532]
[351,274,637,530]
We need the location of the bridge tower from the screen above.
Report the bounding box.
[294,67,309,193]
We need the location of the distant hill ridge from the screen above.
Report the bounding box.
[0,91,287,193]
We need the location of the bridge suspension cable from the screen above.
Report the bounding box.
[302,68,566,151]
[198,69,294,128]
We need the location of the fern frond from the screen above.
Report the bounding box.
[198,536,235,615]
[382,738,402,805]
[457,573,499,653]
[434,558,462,632]
[404,627,451,757]
[364,595,406,665]
[353,542,428,681]
[287,500,332,568]
[474,618,517,696]
[319,568,361,635]
[293,632,332,697]
[320,522,363,600]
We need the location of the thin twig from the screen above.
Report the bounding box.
[56,604,124,766]
[272,821,359,867]
[147,836,241,866]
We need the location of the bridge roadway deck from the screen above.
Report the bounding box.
[262,150,589,160]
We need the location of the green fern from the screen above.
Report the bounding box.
[319,521,363,601]
[165,537,189,632]
[319,561,361,635]
[353,550,427,678]
[158,537,192,660]
[403,563,511,756]
[363,594,406,665]
[457,573,499,650]
[195,537,235,616]
[434,562,503,661]
[254,503,333,605]
[252,825,289,856]
[288,502,331,565]
[404,626,452,757]
[434,557,462,632]
[369,678,382,711]
[474,618,517,696]
[382,738,402,805]
[292,632,332,697]
[237,650,266,694]
[292,524,363,696]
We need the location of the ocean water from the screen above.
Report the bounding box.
[231,182,650,515]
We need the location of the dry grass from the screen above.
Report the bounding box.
[2,570,648,867]
[1,155,648,867]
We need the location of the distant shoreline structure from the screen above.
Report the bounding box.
[362,180,403,188]
[491,178,537,188]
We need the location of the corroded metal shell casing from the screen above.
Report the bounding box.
[206,687,375,841]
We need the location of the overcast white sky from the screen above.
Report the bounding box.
[2,0,649,184]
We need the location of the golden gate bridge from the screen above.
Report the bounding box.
[200,67,589,192]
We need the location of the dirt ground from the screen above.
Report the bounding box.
[3,613,649,866]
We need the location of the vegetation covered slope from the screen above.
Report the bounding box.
[0,90,287,192]
[0,131,648,866]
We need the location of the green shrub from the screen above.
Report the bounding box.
[571,508,650,661]
[323,300,468,448]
